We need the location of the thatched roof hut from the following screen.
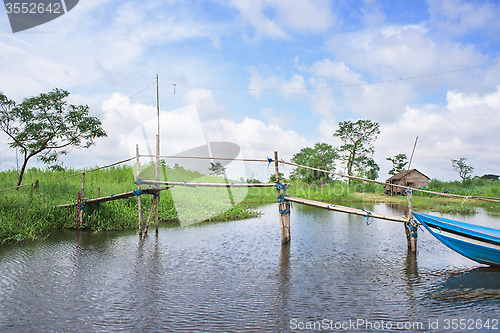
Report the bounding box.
[385,169,429,195]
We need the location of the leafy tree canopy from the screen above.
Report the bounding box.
[364,157,380,180]
[0,88,107,186]
[386,153,409,176]
[208,162,226,176]
[269,172,285,183]
[333,119,380,181]
[290,142,338,184]
[451,157,474,181]
[479,174,499,181]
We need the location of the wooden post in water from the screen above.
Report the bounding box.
[155,134,160,234]
[275,151,290,244]
[79,172,85,226]
[136,144,144,235]
[76,191,82,229]
[405,188,417,252]
[284,200,291,243]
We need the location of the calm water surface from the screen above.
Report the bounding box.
[1,204,499,332]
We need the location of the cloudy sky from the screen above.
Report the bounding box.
[1,0,499,182]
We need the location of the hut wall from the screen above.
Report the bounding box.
[405,173,429,188]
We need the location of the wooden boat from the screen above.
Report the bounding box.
[412,212,500,266]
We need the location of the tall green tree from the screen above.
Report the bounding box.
[0,89,107,186]
[290,142,338,184]
[364,158,380,180]
[269,172,285,183]
[386,153,409,176]
[208,162,226,176]
[452,158,474,180]
[333,119,380,180]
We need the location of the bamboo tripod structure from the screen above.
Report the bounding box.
[271,151,416,251]
[62,147,419,251]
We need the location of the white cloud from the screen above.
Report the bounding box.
[342,83,414,121]
[0,38,82,98]
[183,88,229,120]
[203,117,311,179]
[360,0,386,26]
[307,78,340,118]
[307,59,362,83]
[259,107,296,127]
[376,87,500,180]
[327,23,489,91]
[317,118,338,144]
[248,67,307,98]
[230,0,335,39]
[0,1,222,99]
[427,0,500,36]
[320,22,498,121]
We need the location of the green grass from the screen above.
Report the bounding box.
[2,167,499,245]
[0,165,258,245]
[243,177,500,216]
[244,179,384,204]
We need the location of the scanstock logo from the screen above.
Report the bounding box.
[4,0,79,33]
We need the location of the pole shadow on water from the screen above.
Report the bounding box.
[132,233,164,329]
[274,243,291,331]
[401,247,421,318]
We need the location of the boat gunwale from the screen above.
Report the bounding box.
[413,212,500,246]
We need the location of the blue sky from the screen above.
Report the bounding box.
[1,0,500,181]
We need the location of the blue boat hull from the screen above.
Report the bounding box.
[413,212,500,266]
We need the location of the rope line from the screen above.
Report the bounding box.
[160,61,499,92]
[97,81,157,117]
[362,208,373,225]
[0,157,135,192]
[3,153,500,207]
[55,157,136,181]
[0,183,32,192]
[279,159,500,203]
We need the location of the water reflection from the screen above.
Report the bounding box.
[431,267,500,302]
[1,203,499,332]
[386,203,410,216]
[274,243,291,331]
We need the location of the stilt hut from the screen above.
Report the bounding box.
[385,169,429,195]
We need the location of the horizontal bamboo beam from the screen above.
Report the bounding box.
[58,187,170,208]
[284,196,408,223]
[138,180,284,188]
[139,154,269,163]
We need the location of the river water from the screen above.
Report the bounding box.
[1,203,499,332]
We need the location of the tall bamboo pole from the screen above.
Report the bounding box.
[136,144,144,235]
[155,134,160,234]
[79,172,85,226]
[406,188,417,252]
[156,74,160,234]
[408,136,418,170]
[275,151,290,244]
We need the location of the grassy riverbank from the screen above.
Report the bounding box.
[1,166,499,245]
[0,165,259,245]
[243,178,500,215]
